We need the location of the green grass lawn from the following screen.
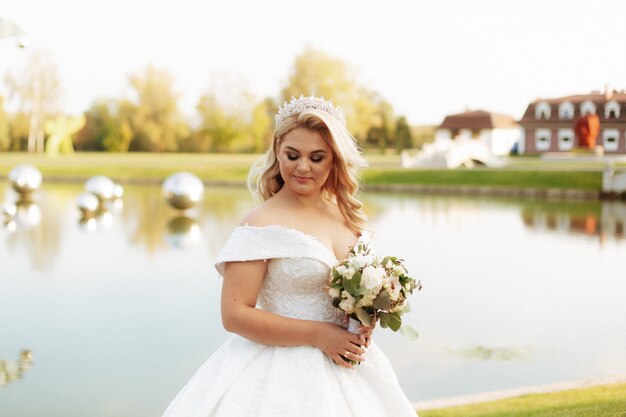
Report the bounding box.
[419,383,626,417]
[0,152,610,190]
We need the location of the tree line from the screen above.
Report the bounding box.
[0,47,433,154]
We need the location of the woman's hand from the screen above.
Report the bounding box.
[342,313,376,348]
[358,320,376,348]
[313,322,366,368]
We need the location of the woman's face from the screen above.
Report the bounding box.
[277,127,334,196]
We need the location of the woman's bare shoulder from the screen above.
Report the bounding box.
[239,198,285,227]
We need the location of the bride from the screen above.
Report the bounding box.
[162,96,417,416]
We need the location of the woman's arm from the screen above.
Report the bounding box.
[221,259,366,367]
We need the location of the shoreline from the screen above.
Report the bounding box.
[413,375,626,411]
[1,174,616,201]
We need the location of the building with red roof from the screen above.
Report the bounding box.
[518,89,626,154]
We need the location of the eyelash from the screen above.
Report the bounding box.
[287,154,324,163]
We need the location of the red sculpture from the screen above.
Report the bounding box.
[575,113,600,149]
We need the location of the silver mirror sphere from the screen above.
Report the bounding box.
[113,183,124,199]
[162,172,204,210]
[85,176,116,201]
[76,192,100,217]
[8,165,42,195]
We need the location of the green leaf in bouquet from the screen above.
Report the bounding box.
[373,290,392,310]
[351,271,362,288]
[399,325,419,341]
[401,301,411,314]
[333,270,341,281]
[341,277,354,294]
[354,307,372,327]
[379,312,390,328]
[355,286,369,296]
[387,312,402,331]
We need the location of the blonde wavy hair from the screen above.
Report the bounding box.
[248,109,368,231]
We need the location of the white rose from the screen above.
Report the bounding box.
[342,267,355,280]
[339,292,355,313]
[335,265,347,275]
[362,265,386,291]
[351,254,374,270]
[329,287,340,298]
[356,292,377,308]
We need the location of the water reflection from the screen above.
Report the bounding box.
[78,210,114,233]
[0,350,33,388]
[165,216,202,249]
[1,187,62,271]
[521,201,626,244]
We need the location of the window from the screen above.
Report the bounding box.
[535,129,551,151]
[603,129,619,152]
[558,129,574,151]
[559,102,574,119]
[604,101,620,119]
[535,101,551,120]
[580,100,596,115]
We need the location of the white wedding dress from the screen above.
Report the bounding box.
[162,225,417,417]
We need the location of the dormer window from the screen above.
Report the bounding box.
[535,101,551,120]
[604,101,620,119]
[559,101,574,119]
[580,100,596,115]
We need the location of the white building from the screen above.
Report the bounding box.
[435,110,519,156]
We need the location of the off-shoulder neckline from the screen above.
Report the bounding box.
[238,223,364,262]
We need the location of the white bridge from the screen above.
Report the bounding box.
[401,137,509,169]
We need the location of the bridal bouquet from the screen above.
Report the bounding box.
[328,240,421,340]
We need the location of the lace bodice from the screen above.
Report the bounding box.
[215,225,358,324]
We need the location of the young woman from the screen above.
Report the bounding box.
[163,96,417,416]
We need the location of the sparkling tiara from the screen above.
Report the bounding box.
[275,95,346,126]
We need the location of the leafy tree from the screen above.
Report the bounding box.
[394,116,413,153]
[249,98,275,152]
[75,99,132,152]
[3,49,61,153]
[193,93,252,152]
[125,66,189,152]
[281,47,382,140]
[364,98,396,152]
[0,96,9,151]
[7,112,30,151]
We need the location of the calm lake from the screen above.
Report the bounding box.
[1,182,625,416]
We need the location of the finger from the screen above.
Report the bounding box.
[346,344,365,355]
[344,349,365,363]
[348,333,365,346]
[360,330,373,339]
[337,353,354,368]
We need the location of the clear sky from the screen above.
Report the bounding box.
[1,0,625,124]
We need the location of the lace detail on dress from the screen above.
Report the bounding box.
[258,258,345,323]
